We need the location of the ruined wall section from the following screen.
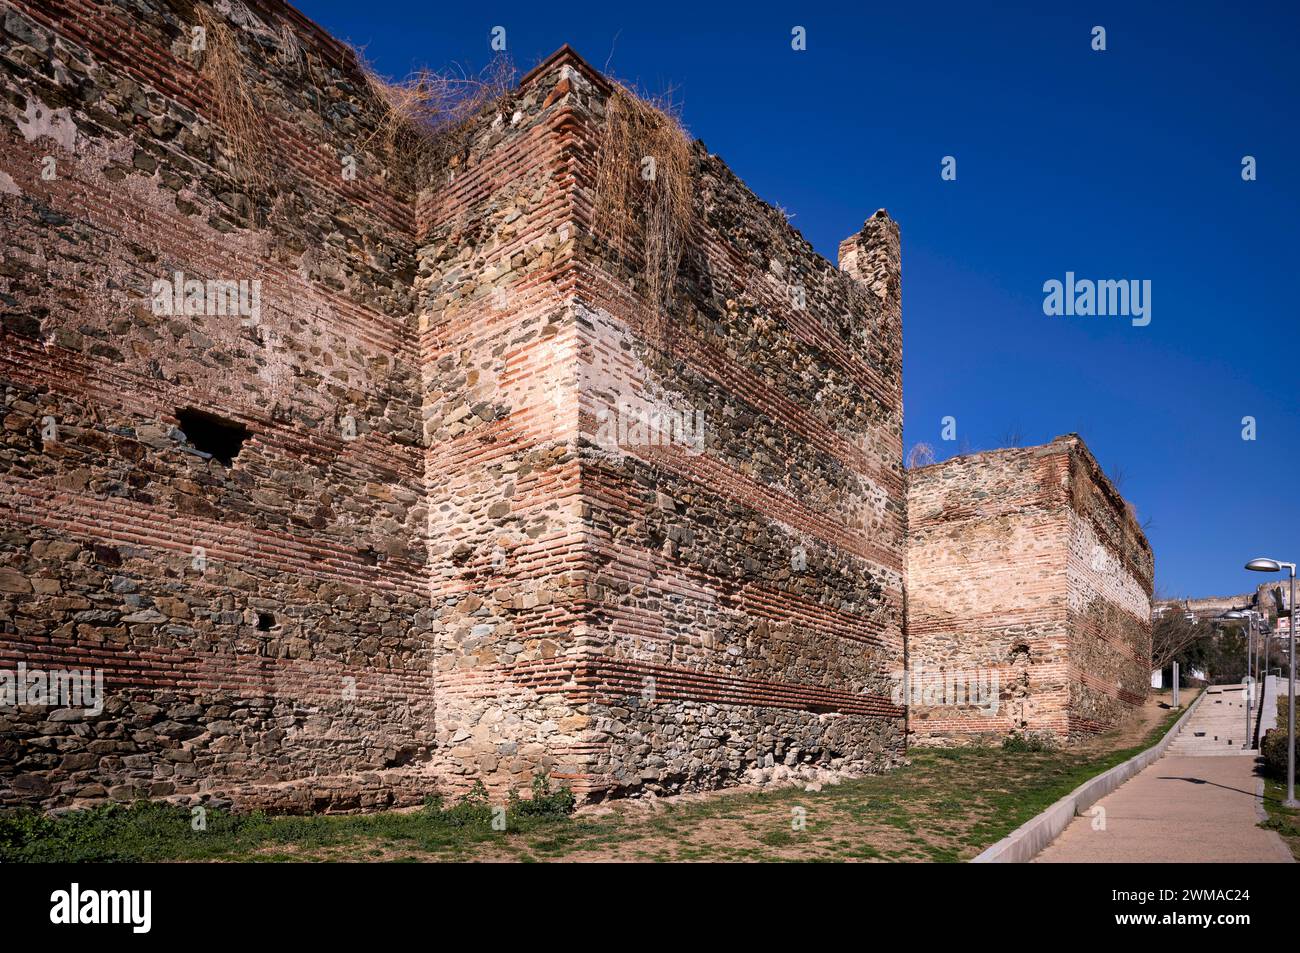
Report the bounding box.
[906,444,1072,744]
[415,53,597,797]
[1164,594,1255,619]
[0,0,432,811]
[1,2,915,809]
[906,436,1153,744]
[1063,437,1153,735]
[551,59,906,796]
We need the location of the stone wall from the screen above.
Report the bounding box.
[414,50,907,800]
[1157,594,1253,620]
[1063,441,1154,734]
[414,53,591,798]
[906,436,1152,744]
[0,0,433,812]
[567,73,907,796]
[0,2,908,810]
[1256,582,1291,615]
[1156,586,1288,625]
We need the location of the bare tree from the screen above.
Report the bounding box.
[1151,601,1213,671]
[999,426,1025,448]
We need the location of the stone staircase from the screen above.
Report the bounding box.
[1165,685,1259,756]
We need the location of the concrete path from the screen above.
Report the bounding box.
[1035,754,1292,862]
[1037,683,1292,862]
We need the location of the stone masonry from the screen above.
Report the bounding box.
[906,435,1154,745]
[0,0,906,810]
[0,0,436,812]
[416,50,907,799]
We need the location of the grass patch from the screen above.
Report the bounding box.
[1257,696,1299,860]
[0,776,576,863]
[3,706,1192,863]
[1001,730,1061,753]
[1259,767,1300,861]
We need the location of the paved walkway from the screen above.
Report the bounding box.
[1035,753,1292,862]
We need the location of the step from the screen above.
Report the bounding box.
[1162,686,1263,757]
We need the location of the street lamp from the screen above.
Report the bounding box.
[1249,610,1264,701]
[1246,557,1298,808]
[1251,610,1266,688]
[1262,620,1272,680]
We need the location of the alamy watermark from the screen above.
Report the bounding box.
[50,883,150,934]
[594,391,706,455]
[1042,272,1150,327]
[889,662,1000,715]
[1,661,104,715]
[150,270,261,326]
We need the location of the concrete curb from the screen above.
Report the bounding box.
[970,690,1208,864]
[1253,777,1296,863]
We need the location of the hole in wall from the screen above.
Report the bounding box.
[384,746,419,768]
[176,407,250,465]
[256,612,275,632]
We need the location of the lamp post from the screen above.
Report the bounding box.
[1264,620,1272,681]
[1247,557,1297,808]
[1236,609,1262,682]
[1248,610,1264,735]
[1250,611,1258,684]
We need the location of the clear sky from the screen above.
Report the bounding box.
[295,0,1300,599]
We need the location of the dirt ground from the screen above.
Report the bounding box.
[1074,687,1201,756]
[343,697,1201,862]
[10,693,1197,863]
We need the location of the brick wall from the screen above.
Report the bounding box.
[567,68,907,795]
[415,50,907,799]
[0,0,433,811]
[1063,443,1155,734]
[414,54,593,797]
[1,2,908,810]
[906,435,1152,744]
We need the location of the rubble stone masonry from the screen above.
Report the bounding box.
[0,0,906,809]
[417,49,907,799]
[906,436,1153,744]
[0,0,435,812]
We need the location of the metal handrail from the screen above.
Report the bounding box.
[1252,675,1267,751]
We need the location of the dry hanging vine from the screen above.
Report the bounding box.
[593,85,695,338]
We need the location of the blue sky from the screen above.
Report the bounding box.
[295,0,1300,599]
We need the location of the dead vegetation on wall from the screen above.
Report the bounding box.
[593,85,695,340]
[197,6,271,189]
[907,442,936,469]
[361,57,516,194]
[195,2,517,201]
